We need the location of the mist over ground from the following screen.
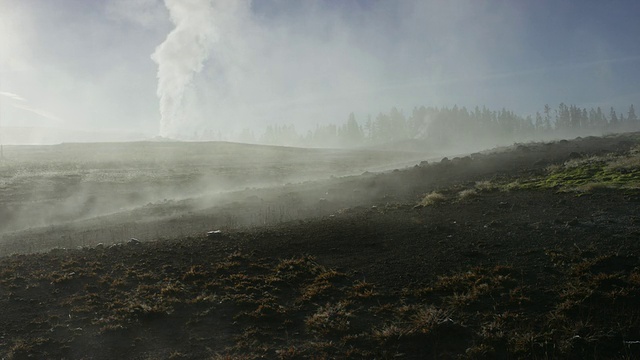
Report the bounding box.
[0,141,429,241]
[2,0,640,248]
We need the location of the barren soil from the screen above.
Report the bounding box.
[2,134,640,359]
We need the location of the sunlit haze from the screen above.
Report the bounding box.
[1,0,640,143]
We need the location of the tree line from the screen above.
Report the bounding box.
[197,103,639,149]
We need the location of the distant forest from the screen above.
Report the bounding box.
[200,103,639,150]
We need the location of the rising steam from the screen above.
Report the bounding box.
[151,0,218,137]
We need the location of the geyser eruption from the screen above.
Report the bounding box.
[151,0,218,137]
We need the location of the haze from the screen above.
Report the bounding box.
[1,0,640,143]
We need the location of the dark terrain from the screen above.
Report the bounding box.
[2,133,640,359]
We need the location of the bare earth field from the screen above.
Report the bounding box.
[0,142,426,253]
[1,134,640,359]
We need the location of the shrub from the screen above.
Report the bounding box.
[417,192,446,207]
[458,188,478,201]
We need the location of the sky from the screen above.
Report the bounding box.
[1,0,640,141]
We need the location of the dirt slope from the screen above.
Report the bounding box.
[1,133,640,359]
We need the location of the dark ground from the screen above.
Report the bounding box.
[1,133,640,359]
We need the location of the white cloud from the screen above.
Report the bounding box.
[12,103,63,124]
[0,91,63,125]
[105,0,167,28]
[0,1,35,73]
[0,92,27,102]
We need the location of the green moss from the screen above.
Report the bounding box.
[504,156,640,193]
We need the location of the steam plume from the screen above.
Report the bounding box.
[151,0,218,137]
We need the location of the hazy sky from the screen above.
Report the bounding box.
[1,0,640,139]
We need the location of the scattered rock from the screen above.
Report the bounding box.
[566,218,579,226]
[484,220,502,228]
[207,230,224,239]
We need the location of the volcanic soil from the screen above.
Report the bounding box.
[2,133,640,359]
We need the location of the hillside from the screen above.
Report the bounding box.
[1,133,640,359]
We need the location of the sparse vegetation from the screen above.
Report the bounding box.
[2,237,639,358]
[458,188,478,200]
[417,191,447,207]
[1,133,640,358]
[474,180,499,192]
[461,143,640,195]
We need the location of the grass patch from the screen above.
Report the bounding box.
[458,188,478,201]
[474,180,500,192]
[471,147,640,194]
[417,191,447,207]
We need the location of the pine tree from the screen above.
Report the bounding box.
[363,115,373,141]
[596,107,607,129]
[535,112,543,132]
[556,103,570,130]
[628,104,638,125]
[543,104,552,131]
[344,113,364,145]
[610,107,618,129]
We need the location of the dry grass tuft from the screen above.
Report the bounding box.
[305,301,353,335]
[417,191,446,207]
[605,149,640,170]
[474,180,498,192]
[458,188,478,201]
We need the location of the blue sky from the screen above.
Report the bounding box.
[1,0,640,139]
